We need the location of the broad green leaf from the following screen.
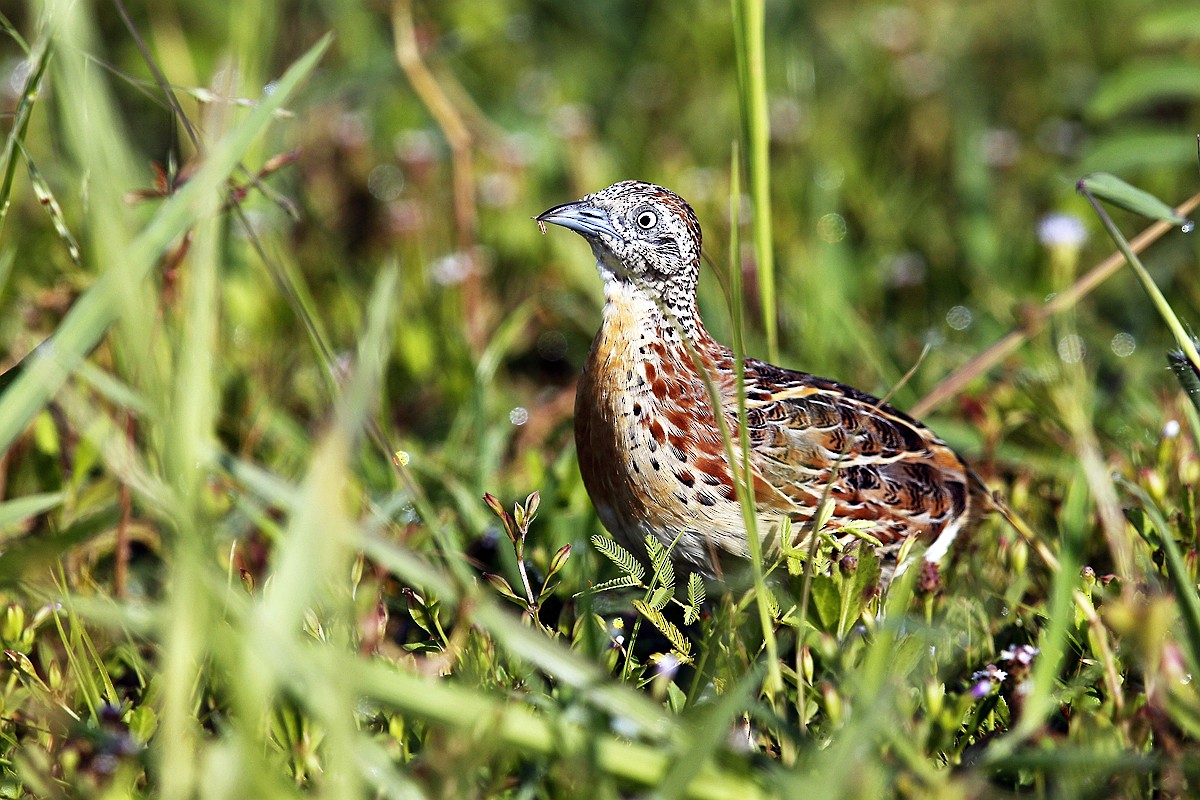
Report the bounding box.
[808,574,841,631]
[1082,129,1197,174]
[1087,60,1200,121]
[1078,172,1189,225]
[0,491,65,535]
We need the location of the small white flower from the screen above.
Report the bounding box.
[1037,213,1087,248]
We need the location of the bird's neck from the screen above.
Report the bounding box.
[595,280,733,385]
[601,279,709,348]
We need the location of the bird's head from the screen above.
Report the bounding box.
[537,181,703,308]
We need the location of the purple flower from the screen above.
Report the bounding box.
[1000,645,1039,666]
[969,663,1008,697]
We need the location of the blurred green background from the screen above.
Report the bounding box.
[4,0,1200,795]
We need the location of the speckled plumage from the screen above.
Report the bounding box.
[538,180,984,577]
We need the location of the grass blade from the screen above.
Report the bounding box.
[0,491,64,535]
[1079,179,1200,387]
[1168,344,1200,419]
[0,39,49,243]
[0,32,332,458]
[1123,479,1200,675]
[731,0,777,361]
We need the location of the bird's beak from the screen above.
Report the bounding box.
[535,200,618,239]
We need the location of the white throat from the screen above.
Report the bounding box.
[601,278,698,346]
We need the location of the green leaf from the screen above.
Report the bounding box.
[0,491,65,535]
[484,573,523,605]
[808,575,841,632]
[0,38,49,237]
[762,583,780,619]
[591,534,645,581]
[587,575,643,593]
[685,573,705,625]
[404,590,441,641]
[1081,172,1200,377]
[1078,172,1189,225]
[632,600,691,661]
[1087,60,1200,121]
[1082,129,1197,174]
[645,535,675,590]
[21,145,80,264]
[1168,344,1200,418]
[837,545,881,638]
[127,704,158,746]
[648,585,673,612]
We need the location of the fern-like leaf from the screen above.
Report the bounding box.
[648,585,673,611]
[632,600,692,661]
[685,572,705,624]
[644,535,675,590]
[762,584,781,619]
[591,534,644,581]
[587,575,643,593]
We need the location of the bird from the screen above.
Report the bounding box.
[536,180,986,581]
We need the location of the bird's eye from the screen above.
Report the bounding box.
[635,210,658,229]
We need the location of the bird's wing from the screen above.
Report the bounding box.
[739,359,973,547]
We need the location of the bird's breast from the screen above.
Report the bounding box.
[573,292,757,566]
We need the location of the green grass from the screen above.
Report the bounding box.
[3,0,1200,797]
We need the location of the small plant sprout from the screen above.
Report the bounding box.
[482,491,570,634]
